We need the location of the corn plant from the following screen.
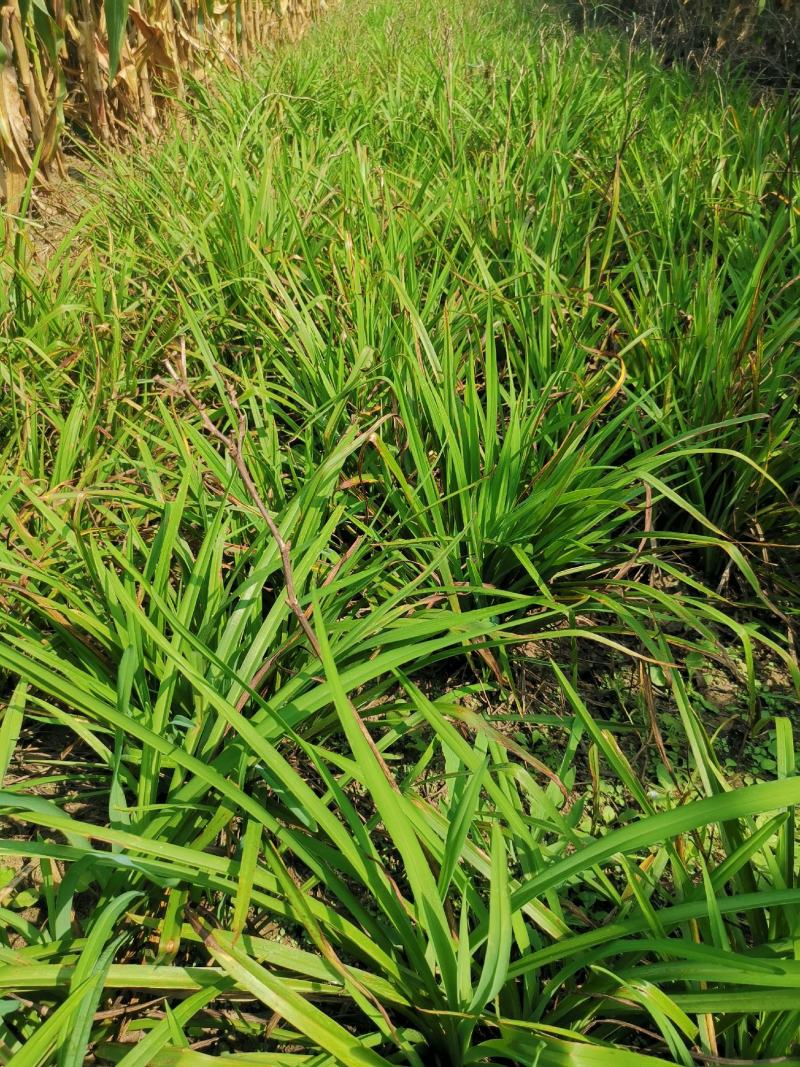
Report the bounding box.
[0,0,322,214]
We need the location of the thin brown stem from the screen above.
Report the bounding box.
[165,339,321,658]
[164,343,399,788]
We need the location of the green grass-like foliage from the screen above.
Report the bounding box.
[0,0,799,1062]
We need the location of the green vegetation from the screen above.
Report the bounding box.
[1,0,799,1062]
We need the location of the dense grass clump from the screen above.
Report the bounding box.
[1,0,799,1063]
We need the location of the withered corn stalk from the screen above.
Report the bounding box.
[0,0,322,212]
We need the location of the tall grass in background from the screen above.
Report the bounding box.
[570,0,800,80]
[1,0,799,1061]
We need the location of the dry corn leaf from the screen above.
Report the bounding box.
[38,100,62,163]
[128,7,177,77]
[0,28,32,167]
